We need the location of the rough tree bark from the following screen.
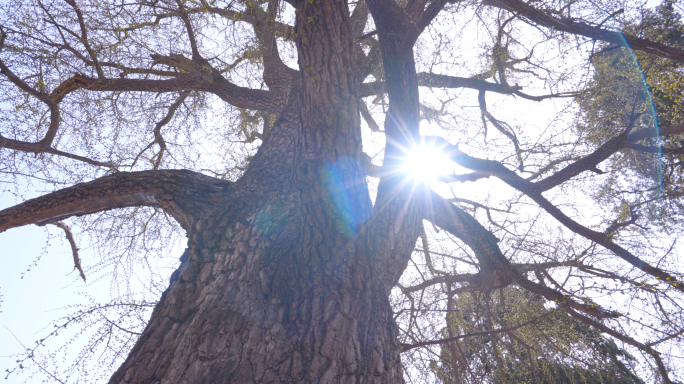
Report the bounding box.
[102,0,411,382]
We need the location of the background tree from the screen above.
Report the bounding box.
[1,0,684,383]
[428,286,643,383]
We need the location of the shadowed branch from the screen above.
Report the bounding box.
[0,170,231,233]
[429,136,684,292]
[425,189,620,318]
[484,0,684,64]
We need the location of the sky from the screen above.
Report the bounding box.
[1,221,70,381]
[0,191,106,383]
[0,188,182,383]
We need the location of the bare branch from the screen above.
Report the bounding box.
[629,123,684,142]
[536,123,684,191]
[0,135,115,168]
[251,0,297,89]
[0,170,231,232]
[175,0,202,60]
[430,137,684,291]
[359,72,578,100]
[534,131,630,191]
[437,171,492,183]
[132,92,190,169]
[478,91,524,170]
[401,307,558,352]
[359,101,381,132]
[420,72,521,94]
[484,0,684,64]
[401,274,475,293]
[49,221,86,282]
[524,157,581,181]
[0,40,114,167]
[627,143,684,155]
[64,0,104,78]
[426,190,620,318]
[49,73,280,112]
[201,3,294,39]
[413,0,450,40]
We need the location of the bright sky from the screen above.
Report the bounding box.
[0,190,109,383]
[0,188,183,383]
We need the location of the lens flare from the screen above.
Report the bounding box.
[404,144,452,181]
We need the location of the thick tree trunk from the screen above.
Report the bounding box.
[108,0,406,382]
[108,114,403,384]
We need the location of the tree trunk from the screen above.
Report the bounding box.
[108,0,406,382]
[108,115,403,384]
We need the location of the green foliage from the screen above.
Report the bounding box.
[575,1,684,230]
[431,288,642,384]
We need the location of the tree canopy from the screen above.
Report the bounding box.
[1,0,684,382]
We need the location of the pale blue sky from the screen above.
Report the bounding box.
[0,191,107,383]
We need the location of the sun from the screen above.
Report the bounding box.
[404,143,453,182]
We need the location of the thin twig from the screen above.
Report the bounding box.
[50,222,86,282]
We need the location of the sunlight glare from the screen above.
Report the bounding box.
[404,144,452,182]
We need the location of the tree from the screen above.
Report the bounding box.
[1,0,684,382]
[428,286,644,383]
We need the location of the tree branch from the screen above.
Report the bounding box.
[49,73,280,112]
[401,306,558,352]
[401,274,475,293]
[0,37,114,168]
[201,3,294,39]
[0,45,60,145]
[0,135,115,168]
[0,170,231,232]
[483,0,684,64]
[430,137,684,292]
[413,0,450,41]
[49,221,86,282]
[426,189,620,318]
[359,72,578,100]
[175,0,202,60]
[534,131,630,191]
[437,171,492,183]
[478,91,524,170]
[132,92,190,169]
[420,72,521,94]
[64,0,104,78]
[535,123,684,191]
[629,123,684,142]
[627,143,684,155]
[253,0,298,91]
